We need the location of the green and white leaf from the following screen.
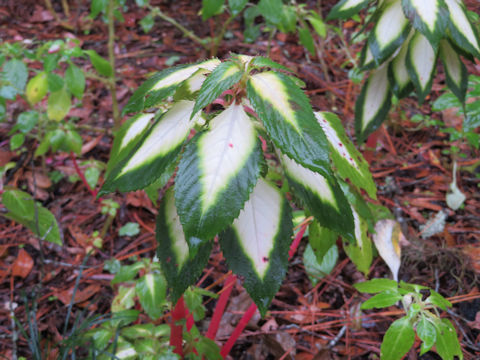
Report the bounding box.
[339,180,375,228]
[444,0,480,59]
[175,104,262,243]
[380,317,415,360]
[440,40,467,102]
[359,45,376,70]
[343,207,373,275]
[355,64,392,143]
[247,71,332,178]
[327,0,371,20]
[111,286,136,312]
[219,179,292,316]
[315,111,376,198]
[388,35,413,98]
[368,0,410,65]
[2,189,62,245]
[106,113,155,175]
[192,61,243,116]
[156,190,213,303]
[123,59,221,113]
[172,69,210,101]
[401,0,448,48]
[101,100,197,194]
[281,153,355,241]
[135,273,167,320]
[406,32,437,103]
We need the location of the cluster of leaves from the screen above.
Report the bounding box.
[0,39,113,156]
[136,0,327,57]
[83,258,220,359]
[228,0,327,54]
[0,40,84,154]
[100,54,378,315]
[355,279,462,360]
[328,0,480,142]
[430,74,480,152]
[0,39,117,250]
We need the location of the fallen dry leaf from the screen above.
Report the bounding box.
[56,284,101,305]
[12,248,34,278]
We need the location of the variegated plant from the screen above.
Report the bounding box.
[100,55,377,315]
[327,0,480,142]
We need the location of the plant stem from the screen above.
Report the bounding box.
[219,222,309,358]
[70,152,97,198]
[211,14,235,57]
[107,0,120,130]
[220,302,257,358]
[206,274,237,340]
[44,0,61,23]
[155,9,208,49]
[170,296,187,357]
[99,212,115,239]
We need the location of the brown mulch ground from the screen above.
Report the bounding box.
[0,0,479,359]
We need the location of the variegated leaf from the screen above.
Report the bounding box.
[175,104,262,243]
[406,32,437,103]
[247,71,332,178]
[135,273,167,320]
[281,154,355,241]
[444,0,480,59]
[106,113,155,175]
[172,69,209,101]
[388,35,414,98]
[156,190,213,303]
[401,0,448,48]
[440,40,467,102]
[219,179,292,316]
[359,45,376,70]
[368,0,410,65]
[315,112,377,199]
[123,59,221,114]
[343,207,373,275]
[327,0,371,20]
[100,101,197,195]
[338,179,375,227]
[355,64,392,143]
[192,61,244,116]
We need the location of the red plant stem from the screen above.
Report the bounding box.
[289,225,307,260]
[170,296,187,357]
[220,222,308,358]
[206,274,237,340]
[70,152,98,199]
[186,312,195,331]
[363,130,380,164]
[220,302,257,358]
